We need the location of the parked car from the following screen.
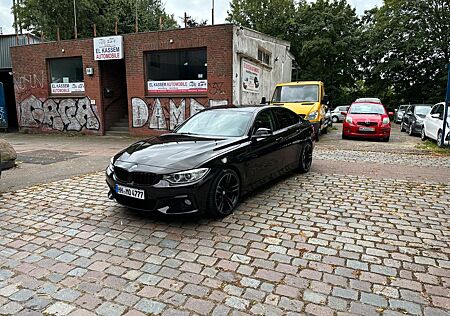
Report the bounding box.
[106,106,314,217]
[342,102,393,141]
[355,97,382,104]
[394,105,409,123]
[400,104,432,136]
[422,102,450,147]
[331,106,350,123]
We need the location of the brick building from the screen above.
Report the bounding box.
[10,24,293,136]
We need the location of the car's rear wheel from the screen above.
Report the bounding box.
[207,169,240,218]
[437,130,444,147]
[408,124,414,136]
[400,123,406,132]
[421,127,427,141]
[332,116,338,123]
[298,141,313,173]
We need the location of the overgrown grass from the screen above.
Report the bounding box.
[416,140,450,155]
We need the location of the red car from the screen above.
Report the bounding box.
[342,102,394,142]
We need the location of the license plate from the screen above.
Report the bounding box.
[359,127,375,132]
[115,184,145,200]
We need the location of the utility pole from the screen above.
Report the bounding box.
[184,12,187,28]
[441,64,450,147]
[135,0,138,33]
[211,0,215,25]
[73,0,77,39]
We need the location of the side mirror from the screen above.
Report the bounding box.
[394,109,398,112]
[388,112,394,116]
[322,95,329,105]
[341,111,347,116]
[261,97,267,104]
[252,128,272,140]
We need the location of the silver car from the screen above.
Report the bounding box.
[331,106,350,123]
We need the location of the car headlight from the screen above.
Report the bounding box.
[307,111,319,120]
[382,117,390,124]
[345,116,353,124]
[106,157,114,176]
[164,168,210,185]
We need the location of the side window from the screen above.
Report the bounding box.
[437,104,444,118]
[253,111,275,133]
[430,104,439,115]
[48,57,84,95]
[274,108,298,130]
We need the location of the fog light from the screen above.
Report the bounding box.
[184,199,192,206]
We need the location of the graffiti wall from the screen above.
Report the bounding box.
[131,98,229,131]
[19,95,100,131]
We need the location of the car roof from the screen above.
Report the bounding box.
[201,105,280,113]
[276,81,322,87]
[351,101,385,106]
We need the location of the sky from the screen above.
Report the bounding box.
[0,0,383,35]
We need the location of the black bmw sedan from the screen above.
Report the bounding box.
[106,106,314,217]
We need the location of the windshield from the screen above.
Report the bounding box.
[176,110,252,137]
[272,85,319,103]
[349,103,386,115]
[415,106,431,116]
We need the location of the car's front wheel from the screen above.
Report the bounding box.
[298,141,313,173]
[408,124,414,136]
[421,127,427,141]
[332,116,338,123]
[437,130,444,147]
[400,123,406,132]
[207,169,240,218]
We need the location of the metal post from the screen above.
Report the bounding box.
[441,63,450,146]
[212,0,214,25]
[135,0,138,33]
[93,24,97,37]
[184,12,187,28]
[73,0,77,39]
[115,16,118,35]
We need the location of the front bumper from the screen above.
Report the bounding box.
[343,124,391,138]
[106,170,216,214]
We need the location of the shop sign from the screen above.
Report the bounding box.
[147,80,208,94]
[94,36,124,60]
[51,82,85,94]
[242,59,261,93]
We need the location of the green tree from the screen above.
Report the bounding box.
[226,0,297,39]
[293,0,362,105]
[13,0,177,40]
[362,0,450,108]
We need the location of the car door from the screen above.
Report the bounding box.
[428,103,443,139]
[244,109,280,187]
[272,108,302,171]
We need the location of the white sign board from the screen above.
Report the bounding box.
[51,82,85,94]
[147,80,208,94]
[242,59,261,93]
[94,36,124,60]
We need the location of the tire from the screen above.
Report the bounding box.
[298,141,313,173]
[408,124,414,136]
[322,126,328,134]
[400,123,406,132]
[342,133,349,140]
[421,127,427,141]
[206,169,240,218]
[437,130,444,148]
[332,116,338,123]
[382,136,390,142]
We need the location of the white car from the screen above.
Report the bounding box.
[355,97,382,104]
[422,102,450,147]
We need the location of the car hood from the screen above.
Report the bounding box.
[114,133,245,173]
[272,102,317,115]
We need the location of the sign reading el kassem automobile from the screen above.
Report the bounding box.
[93,36,124,60]
[147,80,208,94]
[50,82,85,94]
[242,59,261,93]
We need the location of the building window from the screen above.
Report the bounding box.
[48,57,84,95]
[258,48,271,66]
[145,48,207,95]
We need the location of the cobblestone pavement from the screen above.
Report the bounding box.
[314,149,450,168]
[0,164,449,315]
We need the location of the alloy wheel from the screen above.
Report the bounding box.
[421,128,427,141]
[409,124,413,136]
[215,172,240,215]
[437,130,443,147]
[299,142,313,173]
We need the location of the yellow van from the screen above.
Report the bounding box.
[270,81,329,140]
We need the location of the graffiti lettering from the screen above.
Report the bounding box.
[131,98,228,131]
[208,82,225,95]
[14,71,45,92]
[19,95,100,131]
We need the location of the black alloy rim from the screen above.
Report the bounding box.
[215,173,240,214]
[303,143,313,170]
[438,131,443,147]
